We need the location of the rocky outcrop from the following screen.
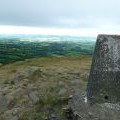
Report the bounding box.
[69,90,120,120]
[0,66,42,120]
[27,66,41,79]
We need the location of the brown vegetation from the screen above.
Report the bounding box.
[0,56,92,120]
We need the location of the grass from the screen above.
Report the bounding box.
[0,56,92,119]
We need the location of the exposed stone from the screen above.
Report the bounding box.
[7,96,15,109]
[58,81,65,86]
[12,108,19,116]
[58,88,67,96]
[70,79,80,85]
[13,73,25,85]
[27,84,37,92]
[28,91,39,104]
[0,95,8,113]
[10,116,18,120]
[27,66,41,79]
[26,84,40,104]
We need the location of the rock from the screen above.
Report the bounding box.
[27,66,41,79]
[18,78,29,88]
[1,86,11,96]
[12,108,19,116]
[10,116,18,120]
[58,88,67,96]
[27,84,40,104]
[51,113,56,118]
[7,96,15,109]
[69,95,73,99]
[27,84,37,91]
[88,112,94,117]
[28,66,40,74]
[58,81,65,86]
[13,73,25,85]
[70,79,80,85]
[0,95,8,113]
[28,91,39,104]
[69,90,120,120]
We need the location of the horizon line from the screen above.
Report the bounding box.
[0,25,119,37]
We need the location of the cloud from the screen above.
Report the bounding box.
[0,25,120,37]
[0,0,120,34]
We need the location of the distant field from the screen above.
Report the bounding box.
[0,35,95,64]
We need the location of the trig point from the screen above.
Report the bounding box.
[70,35,120,120]
[87,34,120,104]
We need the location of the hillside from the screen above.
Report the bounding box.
[0,35,95,64]
[0,56,92,120]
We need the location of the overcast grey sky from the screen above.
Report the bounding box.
[0,0,120,36]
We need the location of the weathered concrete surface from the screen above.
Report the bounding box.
[69,35,120,120]
[87,34,120,105]
[69,90,120,120]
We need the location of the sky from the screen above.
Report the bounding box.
[0,0,120,36]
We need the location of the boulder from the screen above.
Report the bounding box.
[27,66,41,79]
